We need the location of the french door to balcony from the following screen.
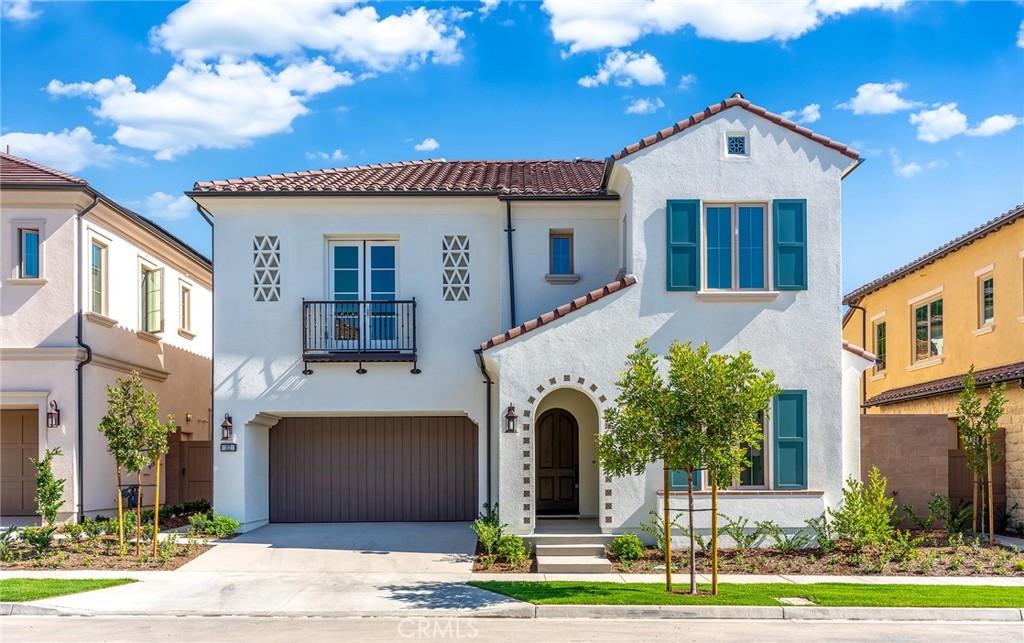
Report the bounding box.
[328,241,397,351]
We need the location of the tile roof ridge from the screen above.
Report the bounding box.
[842,340,877,362]
[0,152,89,185]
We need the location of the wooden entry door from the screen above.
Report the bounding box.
[1,409,39,516]
[536,409,579,516]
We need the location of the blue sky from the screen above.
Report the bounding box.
[2,1,1022,294]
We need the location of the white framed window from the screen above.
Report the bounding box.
[736,410,769,489]
[873,319,887,373]
[179,282,192,333]
[549,230,574,275]
[19,228,40,278]
[703,203,768,291]
[912,297,943,362]
[90,241,107,315]
[140,261,163,333]
[978,274,994,327]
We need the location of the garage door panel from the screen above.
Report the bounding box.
[270,416,478,523]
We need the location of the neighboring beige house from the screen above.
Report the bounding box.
[1,153,213,523]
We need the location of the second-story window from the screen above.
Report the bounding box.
[19,228,40,278]
[913,298,943,362]
[140,265,163,333]
[873,320,886,373]
[180,284,192,333]
[979,275,994,327]
[549,230,574,275]
[90,242,106,315]
[705,204,765,290]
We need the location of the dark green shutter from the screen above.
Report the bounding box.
[773,199,807,290]
[667,200,700,291]
[773,391,808,490]
[669,469,701,491]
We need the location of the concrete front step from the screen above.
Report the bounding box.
[535,543,607,557]
[525,534,616,546]
[536,555,613,574]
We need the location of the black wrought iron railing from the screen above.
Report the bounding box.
[302,299,418,373]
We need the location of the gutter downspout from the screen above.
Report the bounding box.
[195,202,214,503]
[474,349,493,507]
[504,199,517,328]
[75,194,101,522]
[847,303,868,412]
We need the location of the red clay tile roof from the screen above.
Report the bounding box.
[865,361,1024,407]
[480,276,637,351]
[1,153,89,187]
[612,93,860,162]
[844,203,1024,305]
[842,340,877,363]
[190,159,609,196]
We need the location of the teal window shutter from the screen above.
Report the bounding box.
[773,391,808,490]
[667,199,700,291]
[773,199,808,290]
[669,469,701,491]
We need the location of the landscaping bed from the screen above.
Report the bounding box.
[0,532,212,571]
[0,578,136,602]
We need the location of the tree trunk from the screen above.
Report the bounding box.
[711,473,719,596]
[116,469,125,556]
[663,464,672,593]
[687,470,696,595]
[987,436,995,544]
[136,470,142,557]
[972,471,978,534]
[153,456,161,558]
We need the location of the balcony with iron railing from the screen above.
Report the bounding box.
[302,299,419,374]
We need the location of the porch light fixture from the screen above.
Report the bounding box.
[504,404,518,433]
[46,401,60,428]
[220,414,234,441]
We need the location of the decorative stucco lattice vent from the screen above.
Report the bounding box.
[442,234,469,301]
[253,235,281,302]
[727,135,747,156]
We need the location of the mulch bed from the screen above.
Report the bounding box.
[471,541,535,573]
[1,534,212,571]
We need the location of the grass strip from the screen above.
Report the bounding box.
[469,581,1024,608]
[0,578,135,602]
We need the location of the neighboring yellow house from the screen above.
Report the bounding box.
[842,203,1024,516]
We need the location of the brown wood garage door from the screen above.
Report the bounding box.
[269,416,478,522]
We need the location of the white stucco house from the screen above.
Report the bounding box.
[0,153,213,523]
[190,94,874,538]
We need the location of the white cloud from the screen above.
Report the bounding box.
[625,97,664,115]
[578,50,665,88]
[781,103,821,124]
[838,81,918,115]
[542,0,904,53]
[1,0,39,22]
[479,0,501,16]
[151,1,465,71]
[48,59,353,160]
[909,103,968,143]
[0,127,118,171]
[965,114,1022,137]
[414,137,440,151]
[1018,20,1024,48]
[143,192,195,221]
[889,149,930,179]
[677,73,696,91]
[306,149,348,162]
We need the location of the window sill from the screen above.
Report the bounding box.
[545,273,581,285]
[972,324,994,336]
[869,371,887,382]
[85,312,117,328]
[136,330,162,344]
[660,489,823,497]
[6,277,47,286]
[907,355,943,372]
[178,328,196,340]
[696,290,780,302]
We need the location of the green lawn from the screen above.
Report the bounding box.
[0,578,135,602]
[469,581,1024,608]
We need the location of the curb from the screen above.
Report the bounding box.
[533,605,1024,622]
[0,602,86,616]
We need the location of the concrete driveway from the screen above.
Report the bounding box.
[180,522,477,574]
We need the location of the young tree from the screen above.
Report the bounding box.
[597,340,705,594]
[143,408,176,557]
[956,365,1007,544]
[30,447,66,526]
[97,371,175,556]
[668,342,780,595]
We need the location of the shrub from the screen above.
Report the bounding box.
[21,526,57,557]
[30,447,65,526]
[884,529,923,563]
[610,533,645,564]
[188,513,239,537]
[756,520,813,553]
[805,514,836,553]
[720,515,766,551]
[928,493,972,537]
[0,526,18,562]
[828,466,896,551]
[471,520,503,556]
[640,510,687,559]
[495,534,531,566]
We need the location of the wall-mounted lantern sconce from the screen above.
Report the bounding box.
[504,404,518,433]
[185,413,193,423]
[220,414,234,441]
[46,401,61,428]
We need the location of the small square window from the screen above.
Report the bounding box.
[727,135,747,156]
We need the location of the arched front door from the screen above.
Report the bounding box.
[536,409,579,516]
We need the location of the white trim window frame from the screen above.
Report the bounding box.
[9,219,45,281]
[912,296,943,363]
[702,203,769,292]
[735,410,771,489]
[977,272,994,328]
[873,317,887,374]
[179,280,192,333]
[89,240,108,316]
[139,258,164,334]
